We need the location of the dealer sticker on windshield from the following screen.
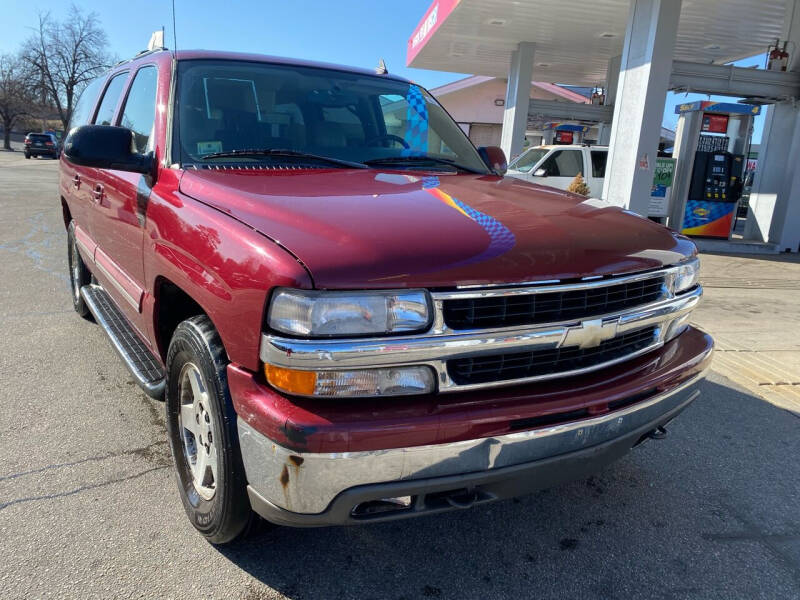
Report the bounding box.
[197,141,222,155]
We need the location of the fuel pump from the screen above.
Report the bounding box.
[544,123,590,145]
[667,102,759,239]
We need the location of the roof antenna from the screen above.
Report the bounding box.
[375,58,388,75]
[171,0,178,55]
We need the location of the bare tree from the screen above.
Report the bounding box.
[0,54,37,150]
[24,7,112,131]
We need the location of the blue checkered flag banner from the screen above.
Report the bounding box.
[402,85,429,156]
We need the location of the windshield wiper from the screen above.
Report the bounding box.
[199,148,368,169]
[363,155,483,174]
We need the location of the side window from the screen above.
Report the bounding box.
[540,150,583,177]
[119,66,158,154]
[68,77,105,131]
[93,73,128,126]
[591,150,608,178]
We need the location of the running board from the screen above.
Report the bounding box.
[80,284,166,399]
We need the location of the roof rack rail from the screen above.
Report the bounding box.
[113,47,168,67]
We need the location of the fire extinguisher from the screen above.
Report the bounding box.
[767,40,789,72]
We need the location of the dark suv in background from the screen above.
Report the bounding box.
[24,132,60,159]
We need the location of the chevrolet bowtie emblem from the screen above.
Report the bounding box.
[563,318,619,349]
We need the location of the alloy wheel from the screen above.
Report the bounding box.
[177,362,218,500]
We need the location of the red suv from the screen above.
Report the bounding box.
[60,49,712,544]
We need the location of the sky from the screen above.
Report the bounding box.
[1,0,767,142]
[0,0,466,88]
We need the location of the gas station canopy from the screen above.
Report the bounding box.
[407,0,788,85]
[408,0,800,253]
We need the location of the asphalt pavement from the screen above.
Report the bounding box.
[1,147,799,599]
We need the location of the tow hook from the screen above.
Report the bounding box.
[646,425,668,440]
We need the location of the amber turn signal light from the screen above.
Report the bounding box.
[264,364,317,396]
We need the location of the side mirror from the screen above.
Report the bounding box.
[478,146,507,175]
[64,125,153,175]
[533,168,547,177]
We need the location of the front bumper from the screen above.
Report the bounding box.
[244,374,699,526]
[237,336,710,525]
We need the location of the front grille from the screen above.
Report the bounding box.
[448,326,658,386]
[443,276,665,330]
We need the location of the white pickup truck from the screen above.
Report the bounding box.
[507,144,608,197]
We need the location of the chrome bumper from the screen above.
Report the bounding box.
[238,368,707,520]
[260,284,702,393]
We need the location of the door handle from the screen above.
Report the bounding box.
[92,183,104,203]
[72,174,81,189]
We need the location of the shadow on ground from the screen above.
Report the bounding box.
[214,379,800,600]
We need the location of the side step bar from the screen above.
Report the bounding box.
[80,284,166,399]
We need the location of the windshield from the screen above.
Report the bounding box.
[509,147,549,173]
[174,59,488,173]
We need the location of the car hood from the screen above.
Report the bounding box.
[178,168,695,289]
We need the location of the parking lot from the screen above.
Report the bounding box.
[1,148,799,599]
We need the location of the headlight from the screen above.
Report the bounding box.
[265,364,436,397]
[673,258,700,294]
[268,289,431,337]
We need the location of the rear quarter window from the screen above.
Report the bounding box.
[68,77,105,131]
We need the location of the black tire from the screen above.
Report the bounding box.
[67,221,92,318]
[24,152,30,159]
[165,316,254,544]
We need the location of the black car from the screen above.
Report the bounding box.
[24,133,60,159]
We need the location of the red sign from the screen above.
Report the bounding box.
[555,131,574,144]
[702,113,729,134]
[407,0,461,65]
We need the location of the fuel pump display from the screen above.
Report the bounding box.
[669,102,760,239]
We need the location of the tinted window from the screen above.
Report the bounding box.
[119,66,158,154]
[540,150,583,177]
[69,77,105,130]
[591,150,608,178]
[93,73,128,126]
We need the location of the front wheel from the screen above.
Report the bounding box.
[165,316,254,544]
[24,152,30,159]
